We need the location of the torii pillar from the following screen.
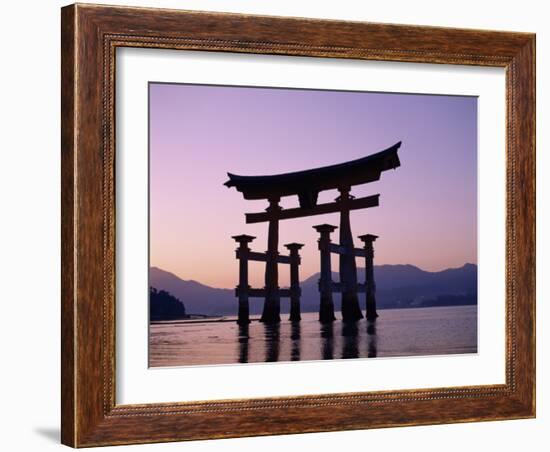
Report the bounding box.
[261,197,282,323]
[313,224,337,323]
[358,234,379,320]
[232,234,255,325]
[337,187,363,322]
[285,243,304,322]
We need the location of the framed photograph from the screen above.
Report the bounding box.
[61,3,535,447]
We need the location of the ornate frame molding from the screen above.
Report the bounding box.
[61,4,535,447]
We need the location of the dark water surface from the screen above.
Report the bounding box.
[149,305,477,367]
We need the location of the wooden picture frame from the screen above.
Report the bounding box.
[61,3,535,447]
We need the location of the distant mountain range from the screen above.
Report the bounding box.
[150,263,477,317]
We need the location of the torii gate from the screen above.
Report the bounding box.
[225,141,402,324]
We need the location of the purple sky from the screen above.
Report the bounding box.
[149,83,477,289]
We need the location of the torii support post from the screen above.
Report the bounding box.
[232,234,255,325]
[285,243,304,322]
[337,187,363,322]
[261,197,282,323]
[358,234,379,320]
[313,224,337,323]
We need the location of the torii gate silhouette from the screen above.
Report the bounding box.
[225,141,402,324]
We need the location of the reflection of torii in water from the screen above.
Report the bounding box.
[225,141,402,325]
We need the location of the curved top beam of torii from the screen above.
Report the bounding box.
[224,141,402,209]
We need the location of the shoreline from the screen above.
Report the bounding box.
[150,304,477,325]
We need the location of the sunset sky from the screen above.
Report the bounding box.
[149,83,477,289]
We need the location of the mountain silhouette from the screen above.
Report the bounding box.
[149,264,477,317]
[149,267,234,316]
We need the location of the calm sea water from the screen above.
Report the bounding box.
[149,305,477,367]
